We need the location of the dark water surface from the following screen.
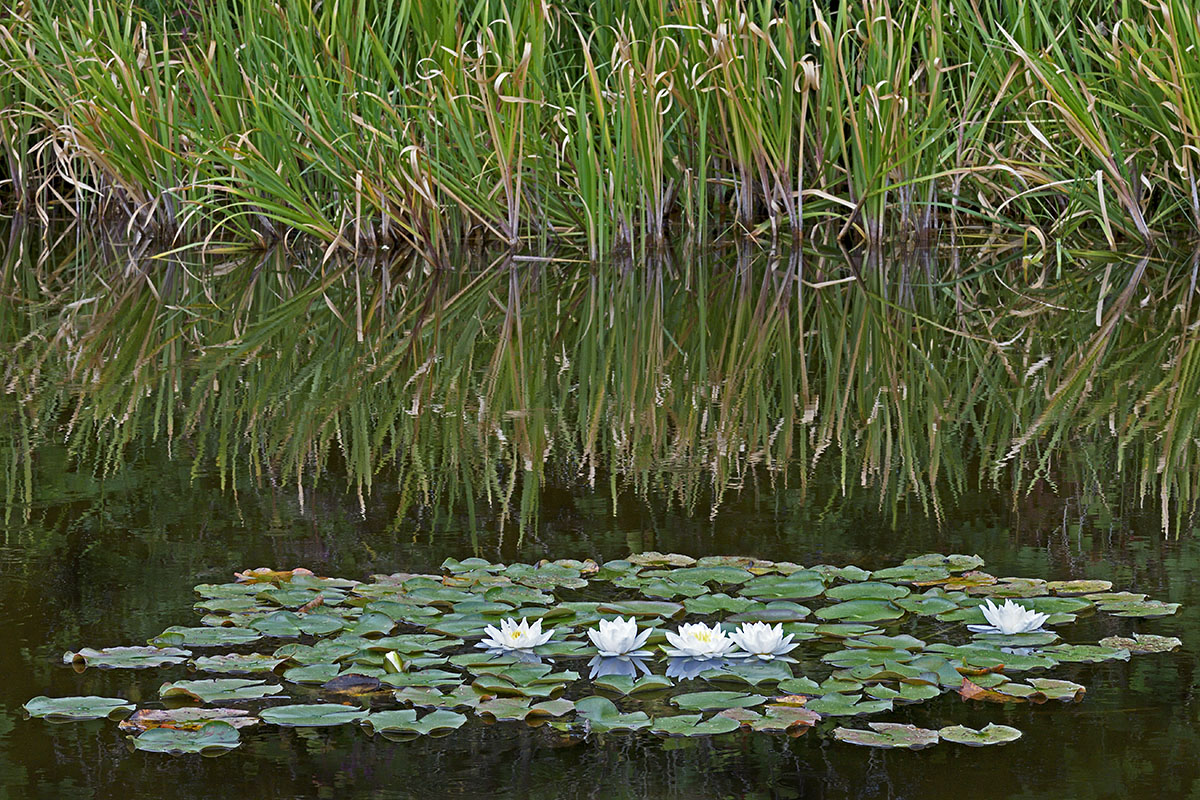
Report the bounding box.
[0,450,1196,800]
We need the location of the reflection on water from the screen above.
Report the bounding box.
[1,222,1199,798]
[3,223,1200,535]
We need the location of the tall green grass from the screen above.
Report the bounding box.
[3,0,1200,253]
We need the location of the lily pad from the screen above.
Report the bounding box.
[650,714,741,737]
[814,600,904,623]
[571,696,652,732]
[627,552,696,568]
[726,601,810,623]
[903,554,985,572]
[63,646,191,670]
[192,654,288,674]
[380,669,465,689]
[119,707,259,733]
[670,691,766,711]
[869,565,950,584]
[805,693,893,717]
[826,582,911,601]
[699,660,794,687]
[361,709,467,739]
[1098,634,1182,654]
[592,674,673,695]
[130,721,241,755]
[23,696,134,722]
[1095,599,1181,618]
[259,704,369,727]
[1047,579,1113,596]
[775,677,822,696]
[283,663,343,685]
[683,594,757,616]
[939,723,1022,746]
[150,627,261,648]
[834,722,939,749]
[159,679,283,703]
[971,632,1060,648]
[739,573,826,601]
[597,600,685,619]
[1038,644,1130,663]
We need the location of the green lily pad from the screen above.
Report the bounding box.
[283,663,343,684]
[810,564,873,583]
[903,554,985,573]
[260,704,369,727]
[592,674,673,695]
[63,646,191,670]
[1026,678,1088,701]
[130,721,241,755]
[192,654,288,674]
[571,696,652,732]
[1098,634,1182,654]
[662,566,755,586]
[367,634,463,653]
[971,632,1060,648]
[159,679,283,703]
[628,552,696,568]
[682,594,757,616]
[814,600,904,623]
[726,602,810,623]
[699,660,794,687]
[739,573,826,601]
[776,677,822,696]
[392,686,451,708]
[821,648,916,668]
[740,704,821,733]
[826,582,911,601]
[814,623,885,638]
[361,709,467,739]
[251,611,346,637]
[118,707,259,733]
[670,691,766,711]
[636,579,709,599]
[1046,579,1113,596]
[442,557,501,573]
[846,634,926,651]
[474,697,575,722]
[597,600,685,619]
[864,683,942,703]
[194,583,263,599]
[23,696,134,722]
[274,641,361,665]
[805,693,893,717]
[968,578,1048,598]
[150,627,261,648]
[869,565,950,584]
[650,714,741,737]
[1038,644,1130,663]
[1095,599,1180,618]
[834,722,939,749]
[195,597,265,614]
[939,723,1022,746]
[380,669,465,688]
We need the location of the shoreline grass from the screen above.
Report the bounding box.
[2,0,1200,255]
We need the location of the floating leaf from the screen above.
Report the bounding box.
[23,696,134,722]
[627,552,696,568]
[1047,580,1113,596]
[748,704,821,734]
[739,573,826,601]
[284,663,342,685]
[650,714,741,737]
[259,704,368,727]
[869,565,949,584]
[130,721,241,755]
[592,674,673,695]
[971,632,1060,648]
[805,693,893,717]
[63,646,191,670]
[699,660,794,687]
[903,554,985,572]
[663,566,755,586]
[814,600,904,623]
[150,627,261,648]
[683,594,757,616]
[570,696,651,732]
[810,564,872,583]
[1038,644,1130,663]
[322,674,384,696]
[380,669,465,688]
[939,723,1022,746]
[1095,600,1181,618]
[826,583,910,601]
[274,640,360,665]
[776,677,822,696]
[159,679,283,703]
[361,709,467,740]
[192,653,287,674]
[119,708,258,733]
[1026,678,1087,702]
[597,600,685,619]
[1098,634,1182,654]
[670,691,766,711]
[726,602,810,623]
[833,722,939,749]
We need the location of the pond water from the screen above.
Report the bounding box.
[1,228,1198,798]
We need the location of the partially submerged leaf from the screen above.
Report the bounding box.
[939,723,1022,746]
[119,707,258,733]
[131,721,241,755]
[1098,634,1182,654]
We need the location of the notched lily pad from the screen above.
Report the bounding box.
[361,709,467,740]
[130,721,241,755]
[192,653,287,674]
[814,600,904,624]
[805,693,893,717]
[939,723,1021,746]
[570,696,652,732]
[592,674,673,695]
[650,713,741,737]
[670,691,766,711]
[1038,644,1130,663]
[259,704,369,727]
[833,722,939,749]
[23,696,134,722]
[1094,599,1180,618]
[150,627,261,648]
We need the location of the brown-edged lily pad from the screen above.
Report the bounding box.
[130,721,241,755]
[159,679,283,704]
[670,691,766,711]
[650,713,741,737]
[119,707,259,733]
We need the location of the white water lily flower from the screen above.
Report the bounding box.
[477,617,555,652]
[587,616,652,658]
[967,599,1050,635]
[664,621,736,660]
[729,622,799,661]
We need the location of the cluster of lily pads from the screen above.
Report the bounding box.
[24,552,1183,755]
